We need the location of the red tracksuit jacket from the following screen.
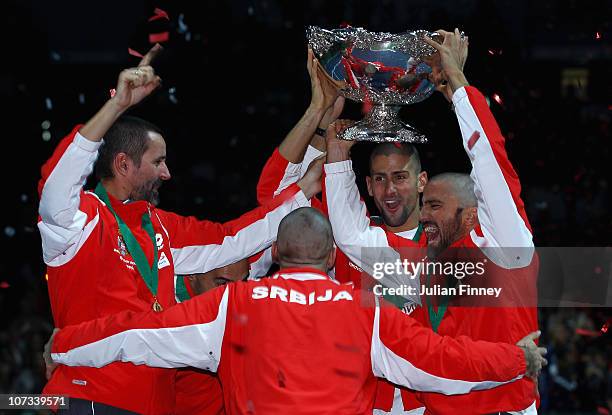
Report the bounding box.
[52,267,528,414]
[38,126,309,414]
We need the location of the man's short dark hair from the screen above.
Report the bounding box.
[95,116,164,180]
[369,142,421,175]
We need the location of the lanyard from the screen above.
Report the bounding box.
[425,272,450,333]
[382,223,424,310]
[95,183,162,311]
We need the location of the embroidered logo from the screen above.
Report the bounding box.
[117,234,128,256]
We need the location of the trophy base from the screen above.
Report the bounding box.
[338,104,428,143]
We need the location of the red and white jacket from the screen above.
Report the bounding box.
[38,126,309,414]
[52,267,528,415]
[325,86,538,414]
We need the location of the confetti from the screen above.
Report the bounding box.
[575,328,601,337]
[128,48,144,58]
[109,88,117,98]
[595,32,601,40]
[149,32,169,44]
[0,282,9,289]
[148,7,169,22]
[492,93,503,105]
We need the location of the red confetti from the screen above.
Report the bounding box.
[595,32,602,40]
[601,320,610,334]
[148,7,170,22]
[128,48,144,58]
[492,93,503,105]
[597,406,610,415]
[0,281,9,289]
[575,328,601,337]
[109,88,116,98]
[149,32,169,44]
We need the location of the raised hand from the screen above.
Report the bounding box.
[424,29,469,101]
[320,96,346,130]
[307,48,345,113]
[325,119,356,163]
[516,330,548,379]
[297,154,326,199]
[111,44,163,111]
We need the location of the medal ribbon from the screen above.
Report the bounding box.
[95,183,159,301]
[425,272,450,333]
[382,223,425,309]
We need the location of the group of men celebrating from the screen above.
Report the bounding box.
[39,29,545,414]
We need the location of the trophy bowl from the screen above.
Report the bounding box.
[307,26,440,142]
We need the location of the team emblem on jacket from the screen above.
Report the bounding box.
[117,234,128,256]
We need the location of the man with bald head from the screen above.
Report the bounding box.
[272,207,336,271]
[48,206,546,414]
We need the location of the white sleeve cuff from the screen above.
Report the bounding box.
[324,160,353,175]
[74,132,103,152]
[294,190,310,207]
[451,86,468,107]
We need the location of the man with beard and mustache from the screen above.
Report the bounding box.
[326,29,539,414]
[37,45,322,414]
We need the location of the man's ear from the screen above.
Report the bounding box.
[417,171,428,193]
[327,245,337,271]
[365,176,374,197]
[463,207,478,229]
[271,242,279,264]
[113,153,131,177]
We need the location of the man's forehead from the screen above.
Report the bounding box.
[143,132,167,155]
[423,180,456,201]
[371,153,414,172]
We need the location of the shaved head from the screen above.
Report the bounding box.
[275,208,334,270]
[428,173,476,208]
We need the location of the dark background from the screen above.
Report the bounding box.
[1,0,610,412]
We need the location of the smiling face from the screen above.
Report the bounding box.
[127,131,171,205]
[420,178,477,257]
[366,151,426,232]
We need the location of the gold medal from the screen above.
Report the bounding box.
[152,298,163,312]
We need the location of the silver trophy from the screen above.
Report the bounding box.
[307,26,440,142]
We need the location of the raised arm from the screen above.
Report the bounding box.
[325,123,408,272]
[168,158,324,275]
[425,30,533,267]
[257,50,343,204]
[38,46,162,263]
[371,298,546,394]
[52,284,229,371]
